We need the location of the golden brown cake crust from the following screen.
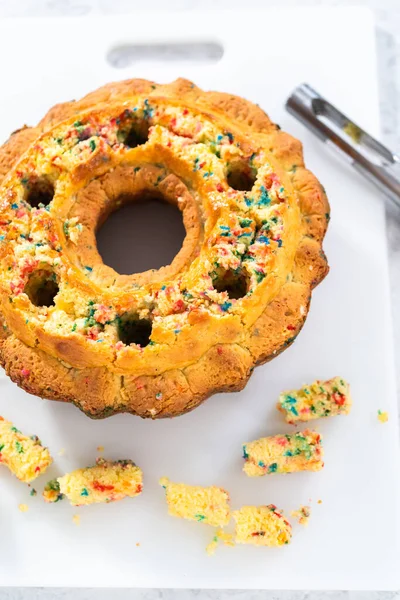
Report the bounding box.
[0,78,329,418]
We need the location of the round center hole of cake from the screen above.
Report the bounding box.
[96,195,186,275]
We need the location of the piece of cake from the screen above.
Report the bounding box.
[43,458,142,506]
[232,505,292,546]
[277,376,351,423]
[159,477,230,527]
[243,429,323,477]
[0,416,52,482]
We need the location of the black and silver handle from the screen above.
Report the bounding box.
[286,83,400,209]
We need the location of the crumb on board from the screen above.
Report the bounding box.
[43,479,64,503]
[291,505,311,526]
[377,410,389,423]
[206,537,219,556]
[72,514,80,525]
[18,503,29,512]
[136,542,140,547]
[97,445,105,453]
[317,499,322,504]
[206,529,235,555]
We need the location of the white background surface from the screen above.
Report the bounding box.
[0,0,400,599]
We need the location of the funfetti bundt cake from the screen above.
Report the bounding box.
[0,78,329,418]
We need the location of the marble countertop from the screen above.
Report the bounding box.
[0,0,399,599]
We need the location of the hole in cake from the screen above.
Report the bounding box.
[227,161,257,192]
[117,119,149,148]
[117,314,152,347]
[25,176,55,208]
[212,269,249,300]
[24,268,59,307]
[96,193,186,275]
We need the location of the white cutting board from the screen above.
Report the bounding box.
[0,7,399,590]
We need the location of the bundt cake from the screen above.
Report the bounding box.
[0,78,329,418]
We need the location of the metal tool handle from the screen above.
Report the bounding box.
[286,84,400,209]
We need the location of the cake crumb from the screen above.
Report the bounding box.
[291,505,311,526]
[206,529,235,555]
[317,499,322,504]
[58,448,66,456]
[72,514,80,526]
[206,537,219,556]
[96,445,104,453]
[377,410,389,423]
[136,542,140,547]
[19,503,29,512]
